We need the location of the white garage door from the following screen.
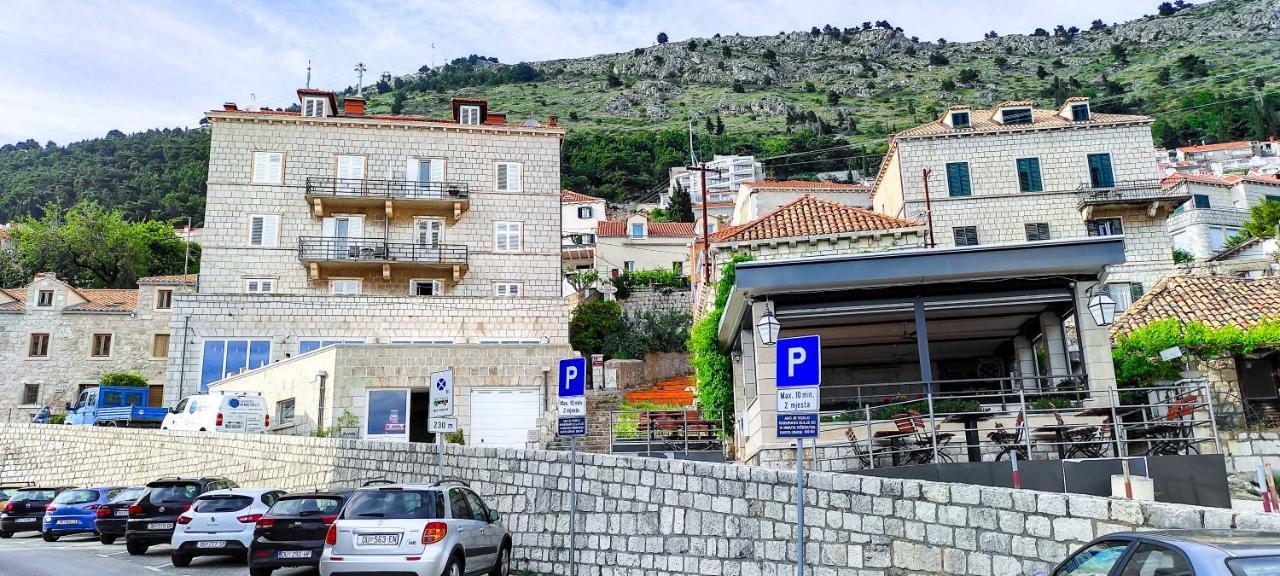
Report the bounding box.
[470,389,540,448]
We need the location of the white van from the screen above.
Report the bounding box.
[161,392,269,433]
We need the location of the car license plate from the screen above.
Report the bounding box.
[357,534,400,546]
[147,522,174,530]
[115,510,129,517]
[278,550,311,559]
[57,519,78,525]
[16,518,35,523]
[196,540,226,549]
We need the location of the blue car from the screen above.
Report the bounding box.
[41,486,126,541]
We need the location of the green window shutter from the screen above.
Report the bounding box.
[1087,154,1114,188]
[1016,158,1042,192]
[947,162,971,197]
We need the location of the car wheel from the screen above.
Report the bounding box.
[171,551,191,567]
[100,535,116,545]
[126,541,148,555]
[442,554,464,576]
[490,543,511,576]
[42,532,59,542]
[249,567,273,576]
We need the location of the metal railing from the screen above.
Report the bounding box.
[297,236,468,265]
[305,177,470,200]
[1076,178,1189,208]
[609,409,726,455]
[808,379,1218,470]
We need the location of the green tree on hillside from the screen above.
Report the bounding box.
[668,184,695,222]
[657,32,668,44]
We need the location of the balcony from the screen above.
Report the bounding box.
[304,177,469,220]
[1076,178,1191,218]
[298,237,468,281]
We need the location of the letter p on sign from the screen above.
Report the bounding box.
[776,335,821,388]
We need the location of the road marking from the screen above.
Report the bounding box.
[146,562,173,572]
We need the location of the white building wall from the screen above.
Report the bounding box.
[561,199,605,243]
[595,237,691,276]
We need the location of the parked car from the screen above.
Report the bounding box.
[248,489,351,576]
[161,392,269,433]
[65,385,168,428]
[170,488,284,567]
[0,482,34,510]
[319,480,511,576]
[1047,530,1280,576]
[93,486,145,544]
[124,476,238,555]
[0,487,70,538]
[40,486,126,541]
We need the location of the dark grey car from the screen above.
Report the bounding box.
[1046,530,1280,576]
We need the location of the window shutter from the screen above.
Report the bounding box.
[1086,221,1100,237]
[497,164,509,191]
[510,163,521,191]
[250,216,264,246]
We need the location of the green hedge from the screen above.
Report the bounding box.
[689,253,754,421]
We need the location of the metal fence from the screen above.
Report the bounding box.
[609,409,726,455]
[297,237,468,264]
[305,177,470,200]
[811,379,1219,470]
[1076,178,1186,207]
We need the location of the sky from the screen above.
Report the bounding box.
[0,0,1159,146]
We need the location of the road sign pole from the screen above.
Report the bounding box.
[437,434,444,482]
[570,436,577,576]
[796,437,805,576]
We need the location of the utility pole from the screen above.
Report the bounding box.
[182,216,192,276]
[921,169,936,248]
[354,62,367,92]
[685,164,724,286]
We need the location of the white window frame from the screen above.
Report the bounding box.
[414,217,444,245]
[244,278,276,294]
[36,290,54,308]
[495,162,523,192]
[459,105,481,125]
[302,97,326,117]
[251,151,284,185]
[494,221,523,253]
[329,278,362,295]
[407,157,446,184]
[624,261,636,272]
[630,223,646,239]
[577,206,593,219]
[248,214,280,248]
[336,154,367,180]
[409,279,442,296]
[494,282,522,298]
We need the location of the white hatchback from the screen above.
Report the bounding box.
[170,488,284,567]
[162,392,269,433]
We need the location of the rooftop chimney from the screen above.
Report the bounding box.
[343,96,366,116]
[549,115,558,127]
[223,102,238,111]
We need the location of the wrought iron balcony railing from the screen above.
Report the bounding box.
[1076,178,1190,209]
[305,177,469,201]
[297,237,468,265]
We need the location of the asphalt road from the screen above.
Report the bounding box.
[0,531,317,576]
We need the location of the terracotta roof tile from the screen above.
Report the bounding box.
[561,190,603,204]
[0,288,25,312]
[896,106,1151,139]
[1163,173,1280,188]
[1176,141,1252,154]
[138,274,198,285]
[710,195,921,243]
[1111,275,1280,336]
[741,180,870,191]
[596,221,695,238]
[63,289,138,313]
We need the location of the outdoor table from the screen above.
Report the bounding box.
[873,430,909,466]
[1034,424,1101,459]
[943,412,992,463]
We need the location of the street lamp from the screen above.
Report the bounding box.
[756,304,781,346]
[1087,289,1117,326]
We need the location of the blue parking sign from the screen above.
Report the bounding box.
[776,335,821,388]
[559,357,586,397]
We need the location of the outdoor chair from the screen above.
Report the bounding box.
[844,428,876,469]
[1071,418,1114,459]
[895,411,955,465]
[1148,394,1200,456]
[987,411,1028,461]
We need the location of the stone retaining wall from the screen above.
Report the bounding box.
[3,424,1279,576]
[1223,431,1280,475]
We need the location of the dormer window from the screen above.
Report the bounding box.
[1001,107,1033,125]
[950,112,970,128]
[36,290,53,307]
[1071,103,1091,121]
[630,223,646,238]
[302,97,326,117]
[459,105,481,125]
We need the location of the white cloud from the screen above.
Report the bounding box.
[0,0,1153,145]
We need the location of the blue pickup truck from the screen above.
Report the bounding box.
[65,386,168,427]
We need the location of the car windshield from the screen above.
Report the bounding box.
[340,490,444,520]
[52,490,99,505]
[269,497,342,517]
[10,489,58,502]
[1227,556,1280,576]
[146,483,199,504]
[109,488,144,503]
[193,495,253,513]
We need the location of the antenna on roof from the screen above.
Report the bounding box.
[306,59,312,89]
[354,62,367,93]
[248,92,257,112]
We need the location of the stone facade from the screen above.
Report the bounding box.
[0,274,192,421]
[619,288,692,318]
[1167,177,1280,261]
[5,424,1280,576]
[167,95,569,401]
[1222,430,1280,475]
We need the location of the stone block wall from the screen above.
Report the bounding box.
[1222,431,1280,475]
[619,289,691,319]
[5,424,1280,576]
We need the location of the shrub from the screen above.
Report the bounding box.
[100,371,147,387]
[689,253,754,420]
[1173,248,1194,263]
[569,300,624,357]
[928,53,949,66]
[444,429,465,444]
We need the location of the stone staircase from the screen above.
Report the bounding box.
[546,391,623,454]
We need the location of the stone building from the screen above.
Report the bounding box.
[560,189,605,272]
[0,273,194,421]
[871,97,1189,309]
[730,180,871,225]
[166,90,572,447]
[594,215,694,277]
[1166,173,1280,261]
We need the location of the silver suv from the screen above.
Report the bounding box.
[319,480,510,576]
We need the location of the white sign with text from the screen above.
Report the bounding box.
[778,386,820,413]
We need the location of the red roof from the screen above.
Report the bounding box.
[561,190,603,204]
[1163,173,1280,188]
[1177,141,1251,154]
[710,195,921,243]
[597,221,695,238]
[741,180,870,191]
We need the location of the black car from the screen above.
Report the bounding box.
[124,476,237,555]
[0,487,71,538]
[93,486,145,544]
[248,490,350,576]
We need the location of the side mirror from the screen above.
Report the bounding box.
[168,405,179,414]
[487,509,499,523]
